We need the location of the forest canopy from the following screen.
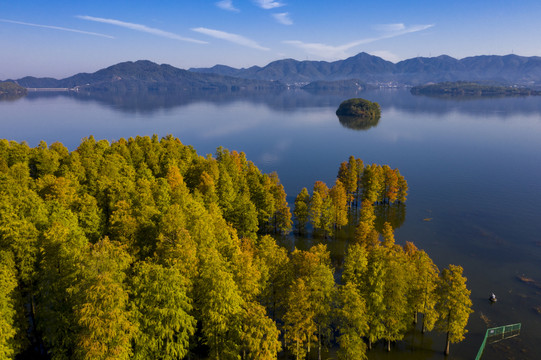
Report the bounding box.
[335,98,381,118]
[0,136,471,359]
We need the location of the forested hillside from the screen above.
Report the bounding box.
[0,136,472,359]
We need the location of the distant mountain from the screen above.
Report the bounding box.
[9,60,285,92]
[9,53,541,93]
[191,53,541,86]
[191,53,396,84]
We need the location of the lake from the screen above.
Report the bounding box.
[2,88,541,359]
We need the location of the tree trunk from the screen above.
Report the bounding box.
[368,338,372,350]
[444,331,450,355]
[414,310,418,324]
[387,339,391,352]
[444,310,451,355]
[318,324,322,360]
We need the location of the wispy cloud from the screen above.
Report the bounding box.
[254,0,285,10]
[216,0,240,12]
[0,18,114,38]
[284,23,434,59]
[272,12,292,25]
[77,15,207,44]
[191,27,269,51]
[373,23,406,32]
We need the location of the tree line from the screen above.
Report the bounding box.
[0,136,471,359]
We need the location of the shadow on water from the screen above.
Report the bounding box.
[337,114,380,131]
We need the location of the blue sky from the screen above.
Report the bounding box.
[1,0,541,79]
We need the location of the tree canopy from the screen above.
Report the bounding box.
[0,136,471,359]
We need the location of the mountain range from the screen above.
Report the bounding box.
[9,60,285,92]
[6,52,541,91]
[191,52,541,86]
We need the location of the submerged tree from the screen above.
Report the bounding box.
[435,265,473,356]
[293,188,310,235]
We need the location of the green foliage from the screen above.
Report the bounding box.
[336,98,381,118]
[293,187,310,235]
[130,261,196,360]
[436,265,473,355]
[36,206,89,360]
[197,248,243,360]
[74,238,135,360]
[0,138,470,359]
[336,282,368,360]
[0,251,20,359]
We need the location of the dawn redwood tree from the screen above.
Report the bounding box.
[435,265,473,356]
[196,248,243,360]
[0,251,21,359]
[239,301,281,360]
[130,261,196,360]
[403,243,439,332]
[308,190,323,234]
[283,278,316,360]
[329,179,348,232]
[396,169,408,203]
[360,245,386,350]
[256,235,291,322]
[36,206,88,360]
[269,173,292,235]
[382,165,399,204]
[293,188,310,235]
[74,238,136,360]
[336,282,368,360]
[380,244,409,352]
[354,200,376,246]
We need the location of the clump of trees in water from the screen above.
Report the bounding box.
[336,98,381,118]
[293,156,408,238]
[0,136,472,359]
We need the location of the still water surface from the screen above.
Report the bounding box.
[2,89,541,359]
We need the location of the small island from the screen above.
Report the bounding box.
[336,98,381,118]
[410,81,541,97]
[0,81,27,99]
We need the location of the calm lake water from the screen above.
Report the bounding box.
[2,89,541,359]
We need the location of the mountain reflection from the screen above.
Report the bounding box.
[16,88,541,118]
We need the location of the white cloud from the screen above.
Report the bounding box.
[272,12,292,25]
[77,15,207,44]
[284,23,434,59]
[0,18,114,38]
[254,0,285,10]
[191,27,269,51]
[216,0,240,12]
[374,23,406,32]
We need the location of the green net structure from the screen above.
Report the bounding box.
[475,323,521,360]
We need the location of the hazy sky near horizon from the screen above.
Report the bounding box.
[1,0,541,79]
